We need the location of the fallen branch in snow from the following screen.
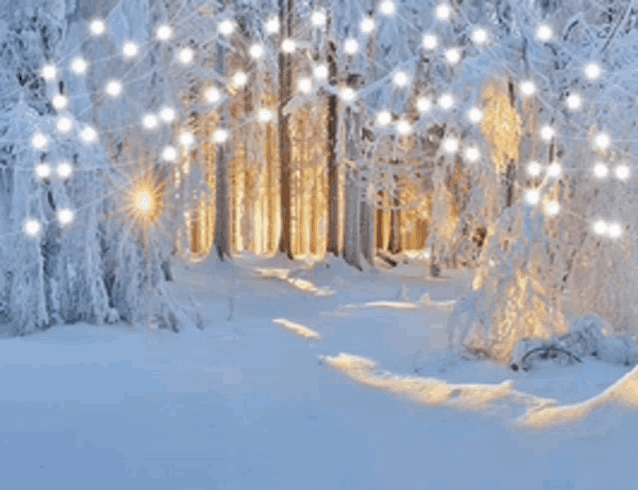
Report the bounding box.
[377,252,398,267]
[515,346,582,372]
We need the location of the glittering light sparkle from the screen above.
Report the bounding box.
[31,132,48,150]
[465,147,480,162]
[396,120,411,135]
[593,162,609,178]
[265,17,280,34]
[422,34,438,51]
[417,97,432,113]
[547,162,562,177]
[24,219,41,238]
[205,87,221,103]
[219,20,235,36]
[540,125,555,141]
[527,161,542,177]
[42,64,57,81]
[179,132,195,147]
[311,11,327,27]
[377,111,392,126]
[608,222,623,238]
[340,87,356,102]
[467,107,482,123]
[250,43,264,59]
[298,77,313,94]
[162,146,178,162]
[142,114,159,130]
[122,41,139,59]
[380,1,396,16]
[258,109,274,123]
[615,165,630,180]
[445,48,461,65]
[594,132,610,149]
[525,189,541,205]
[393,72,409,87]
[105,80,123,97]
[57,161,73,179]
[159,107,176,123]
[58,209,74,226]
[566,94,581,110]
[70,57,88,75]
[435,4,452,21]
[438,93,454,110]
[281,39,296,53]
[56,116,73,134]
[345,38,359,55]
[35,163,52,179]
[232,71,248,88]
[214,129,229,144]
[156,24,173,41]
[52,94,69,111]
[472,28,488,44]
[544,201,560,216]
[593,220,608,235]
[178,48,194,65]
[585,63,601,80]
[90,19,106,36]
[536,24,553,41]
[80,126,98,144]
[520,80,536,96]
[313,64,329,80]
[442,137,459,153]
[361,17,375,33]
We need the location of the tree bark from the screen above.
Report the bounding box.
[326,36,340,256]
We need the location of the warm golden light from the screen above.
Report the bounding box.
[128,180,163,225]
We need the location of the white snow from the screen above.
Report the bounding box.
[1,255,637,489]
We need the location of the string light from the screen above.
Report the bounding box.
[52,94,68,111]
[396,120,411,135]
[544,201,560,216]
[122,41,139,59]
[162,146,178,162]
[435,4,452,21]
[56,116,73,134]
[57,209,74,226]
[214,129,229,144]
[525,189,541,205]
[311,10,327,27]
[178,48,194,65]
[608,222,623,239]
[42,64,57,81]
[377,111,392,126]
[467,107,482,123]
[361,17,375,34]
[89,19,106,36]
[105,80,123,98]
[249,43,264,59]
[258,109,274,123]
[281,39,296,53]
[594,132,610,150]
[219,20,235,36]
[340,87,356,102]
[265,17,280,34]
[417,97,432,113]
[345,39,360,55]
[442,137,459,153]
[527,161,542,177]
[593,220,607,235]
[232,71,248,88]
[24,219,41,238]
[464,146,480,162]
[547,161,562,177]
[205,87,221,104]
[313,64,329,80]
[35,163,52,179]
[70,57,88,75]
[393,72,409,87]
[298,77,313,94]
[142,114,159,130]
[445,48,462,65]
[615,165,630,181]
[566,94,581,110]
[57,161,73,179]
[380,1,396,16]
[536,24,553,41]
[422,34,438,50]
[593,162,609,179]
[540,125,555,141]
[438,93,454,110]
[79,126,98,144]
[520,80,536,96]
[156,24,173,41]
[159,107,176,123]
[179,132,195,147]
[31,132,48,150]
[471,28,488,45]
[585,63,601,80]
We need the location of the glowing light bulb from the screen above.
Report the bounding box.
[438,93,454,110]
[31,132,48,150]
[159,107,176,123]
[544,201,560,216]
[24,219,41,238]
[527,161,542,177]
[585,63,601,80]
[142,114,158,130]
[341,87,356,102]
[205,87,221,103]
[281,39,296,53]
[361,17,375,34]
[135,190,153,215]
[393,71,409,87]
[298,78,312,94]
[593,220,607,235]
[380,1,395,16]
[593,162,609,178]
[58,209,74,226]
[52,94,68,111]
[35,164,51,179]
[214,129,229,144]
[219,20,235,35]
[265,17,280,34]
[467,107,482,123]
[80,126,98,144]
[232,71,248,88]
[442,137,459,153]
[313,64,329,80]
[42,64,57,81]
[70,57,88,75]
[90,19,106,36]
[536,24,552,41]
[156,24,173,41]
[56,161,73,179]
[311,11,327,27]
[56,116,73,134]
[615,165,630,181]
[422,34,438,51]
[178,47,194,64]
[464,147,480,162]
[122,41,139,59]
[435,4,452,20]
[250,43,264,59]
[417,97,432,113]
[607,222,623,238]
[396,120,411,135]
[344,38,359,55]
[595,132,610,149]
[520,80,536,96]
[525,189,540,205]
[472,28,488,44]
[105,80,123,97]
[377,111,392,126]
[445,48,461,65]
[258,109,274,123]
[179,132,195,147]
[547,161,561,177]
[540,125,555,141]
[162,146,177,162]
[566,94,581,110]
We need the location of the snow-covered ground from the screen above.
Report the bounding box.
[1,255,636,489]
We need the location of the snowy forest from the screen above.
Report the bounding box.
[2,0,638,488]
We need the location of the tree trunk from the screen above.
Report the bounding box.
[215,42,231,261]
[326,37,340,256]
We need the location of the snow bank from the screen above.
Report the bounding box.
[272,318,322,341]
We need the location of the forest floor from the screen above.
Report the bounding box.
[0,254,636,489]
